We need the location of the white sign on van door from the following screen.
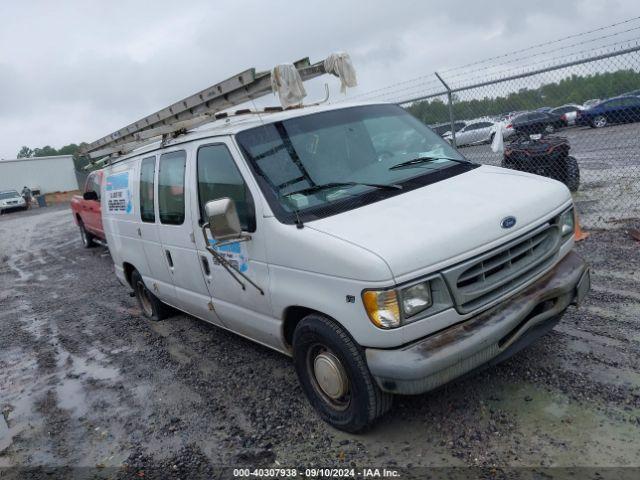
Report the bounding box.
[105,171,132,215]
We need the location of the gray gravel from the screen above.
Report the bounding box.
[0,205,639,474]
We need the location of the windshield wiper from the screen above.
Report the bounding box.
[389,156,470,170]
[283,181,402,197]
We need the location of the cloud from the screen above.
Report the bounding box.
[0,0,638,158]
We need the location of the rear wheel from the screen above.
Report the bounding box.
[563,156,580,192]
[293,314,392,432]
[131,270,171,321]
[79,222,95,248]
[592,115,607,128]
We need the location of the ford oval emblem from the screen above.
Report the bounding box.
[501,216,517,229]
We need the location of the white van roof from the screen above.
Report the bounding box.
[108,101,383,163]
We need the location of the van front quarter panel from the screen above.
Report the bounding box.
[264,216,430,350]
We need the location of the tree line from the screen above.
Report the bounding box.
[405,69,640,125]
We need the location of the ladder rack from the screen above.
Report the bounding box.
[81,56,335,160]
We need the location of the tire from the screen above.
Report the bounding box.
[591,115,607,128]
[292,314,392,432]
[131,270,172,321]
[563,156,580,192]
[79,222,96,248]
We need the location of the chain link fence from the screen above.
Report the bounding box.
[349,34,640,228]
[393,43,640,228]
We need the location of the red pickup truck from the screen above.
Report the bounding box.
[71,170,105,247]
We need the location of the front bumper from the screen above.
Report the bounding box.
[0,204,26,213]
[365,250,589,395]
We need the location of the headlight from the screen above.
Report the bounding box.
[558,207,575,237]
[362,281,434,329]
[400,281,432,317]
[362,290,401,329]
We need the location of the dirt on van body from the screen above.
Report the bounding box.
[1,205,639,476]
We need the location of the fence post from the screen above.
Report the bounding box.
[435,72,456,147]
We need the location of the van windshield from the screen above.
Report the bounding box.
[236,104,473,223]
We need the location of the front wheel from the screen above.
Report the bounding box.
[131,270,172,321]
[591,115,607,128]
[293,314,392,432]
[545,124,555,133]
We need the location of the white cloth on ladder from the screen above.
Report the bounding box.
[324,52,357,93]
[271,64,307,108]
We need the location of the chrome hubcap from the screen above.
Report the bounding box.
[313,351,348,400]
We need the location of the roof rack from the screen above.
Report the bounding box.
[81,53,355,162]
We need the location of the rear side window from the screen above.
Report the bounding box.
[197,144,255,231]
[158,151,186,225]
[85,173,101,199]
[140,156,156,223]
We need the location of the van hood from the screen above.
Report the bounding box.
[307,165,571,281]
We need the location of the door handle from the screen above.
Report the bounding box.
[165,250,174,268]
[201,255,211,276]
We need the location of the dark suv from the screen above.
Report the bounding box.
[511,111,565,135]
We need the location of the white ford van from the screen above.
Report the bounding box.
[102,102,590,431]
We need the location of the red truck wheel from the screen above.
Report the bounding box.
[79,223,96,248]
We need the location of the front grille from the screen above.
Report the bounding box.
[442,223,560,314]
[7,201,18,205]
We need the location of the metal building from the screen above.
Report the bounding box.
[0,155,79,194]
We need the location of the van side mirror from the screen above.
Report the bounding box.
[204,198,243,242]
[83,191,98,201]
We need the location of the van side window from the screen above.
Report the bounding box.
[197,144,255,231]
[158,151,186,225]
[140,156,156,223]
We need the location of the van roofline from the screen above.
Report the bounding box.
[98,101,390,166]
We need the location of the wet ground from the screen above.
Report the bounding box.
[1,205,639,477]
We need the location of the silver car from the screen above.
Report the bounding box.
[443,120,510,147]
[550,104,583,126]
[0,190,27,214]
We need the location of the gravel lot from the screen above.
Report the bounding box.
[1,204,639,476]
[460,123,640,228]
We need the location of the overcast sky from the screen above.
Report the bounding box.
[1,0,638,159]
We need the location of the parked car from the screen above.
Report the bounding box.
[550,104,582,126]
[511,111,565,135]
[443,119,509,146]
[70,170,105,247]
[576,95,640,128]
[0,189,27,214]
[99,102,589,432]
[429,121,466,137]
[582,98,601,108]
